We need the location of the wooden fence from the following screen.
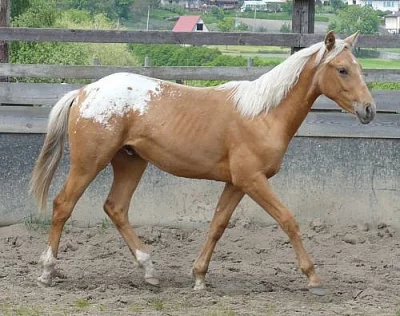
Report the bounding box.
[0,28,399,138]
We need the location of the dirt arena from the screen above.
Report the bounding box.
[0,218,399,315]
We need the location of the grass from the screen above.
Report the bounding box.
[0,304,42,316]
[369,82,400,90]
[23,214,76,232]
[209,45,289,55]
[209,311,236,316]
[97,217,113,232]
[147,298,164,311]
[129,304,145,312]
[23,214,52,231]
[358,58,400,69]
[74,299,90,309]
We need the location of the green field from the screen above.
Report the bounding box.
[209,45,290,55]
[358,58,400,69]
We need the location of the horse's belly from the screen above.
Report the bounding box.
[133,141,230,181]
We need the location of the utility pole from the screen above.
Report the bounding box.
[146,5,150,31]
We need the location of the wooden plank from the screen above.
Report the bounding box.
[301,33,400,48]
[1,106,399,139]
[0,82,81,106]
[298,112,400,139]
[0,106,49,133]
[0,27,301,46]
[313,92,400,114]
[0,82,398,114]
[0,27,399,48]
[0,64,273,81]
[363,69,400,83]
[0,64,398,83]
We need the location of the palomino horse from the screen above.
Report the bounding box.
[31,31,375,295]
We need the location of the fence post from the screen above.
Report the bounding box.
[247,57,254,67]
[144,56,151,67]
[291,0,315,54]
[92,57,100,82]
[0,0,9,83]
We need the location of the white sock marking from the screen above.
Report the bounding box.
[38,246,56,285]
[135,250,156,279]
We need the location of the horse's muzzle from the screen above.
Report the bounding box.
[355,103,376,124]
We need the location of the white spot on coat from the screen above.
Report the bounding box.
[79,73,162,127]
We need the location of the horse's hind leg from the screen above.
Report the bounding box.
[192,183,244,290]
[103,151,159,286]
[37,162,105,287]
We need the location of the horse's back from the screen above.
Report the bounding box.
[70,72,236,181]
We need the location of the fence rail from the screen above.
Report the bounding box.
[0,28,399,138]
[1,28,400,48]
[2,64,400,83]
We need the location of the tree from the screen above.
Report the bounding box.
[217,17,234,32]
[10,1,138,83]
[12,0,58,28]
[330,0,346,13]
[64,0,135,20]
[11,0,30,19]
[210,6,225,20]
[235,22,249,32]
[281,1,292,16]
[328,5,379,34]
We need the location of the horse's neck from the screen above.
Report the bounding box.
[264,59,320,142]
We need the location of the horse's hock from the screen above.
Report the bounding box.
[1,134,399,228]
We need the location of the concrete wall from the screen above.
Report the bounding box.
[1,134,399,228]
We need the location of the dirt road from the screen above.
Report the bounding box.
[0,219,399,315]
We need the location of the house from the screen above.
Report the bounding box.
[347,0,400,13]
[161,0,203,9]
[385,11,400,33]
[172,16,209,32]
[204,0,240,9]
[240,0,286,13]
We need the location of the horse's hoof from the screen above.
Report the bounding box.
[309,286,327,296]
[193,281,206,291]
[37,276,52,287]
[145,277,160,286]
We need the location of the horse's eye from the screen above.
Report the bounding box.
[338,68,348,75]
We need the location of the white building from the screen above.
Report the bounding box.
[385,11,400,33]
[347,0,400,13]
[240,0,286,12]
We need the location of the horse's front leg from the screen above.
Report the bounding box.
[192,183,244,290]
[238,174,325,295]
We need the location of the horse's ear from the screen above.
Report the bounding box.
[324,30,335,51]
[344,31,360,47]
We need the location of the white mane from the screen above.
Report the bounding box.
[218,39,349,118]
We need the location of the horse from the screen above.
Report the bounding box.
[30,31,375,295]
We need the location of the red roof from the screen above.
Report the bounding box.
[173,16,202,32]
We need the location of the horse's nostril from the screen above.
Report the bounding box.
[365,104,372,115]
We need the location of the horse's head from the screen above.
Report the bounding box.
[317,31,376,124]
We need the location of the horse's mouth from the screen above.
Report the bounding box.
[355,103,375,125]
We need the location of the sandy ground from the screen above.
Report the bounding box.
[0,218,399,316]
